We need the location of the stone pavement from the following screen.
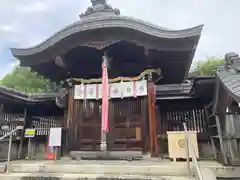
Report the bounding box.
[0,173,196,180]
[0,158,234,179]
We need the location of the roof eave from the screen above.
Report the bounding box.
[216,69,240,102]
[10,16,203,58]
[0,86,58,104]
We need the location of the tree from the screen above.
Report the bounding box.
[0,66,60,93]
[193,57,224,76]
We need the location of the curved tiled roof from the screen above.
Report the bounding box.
[216,52,240,102]
[10,0,203,84]
[0,86,59,103]
[11,16,203,57]
[216,67,240,102]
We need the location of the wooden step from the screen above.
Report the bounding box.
[0,173,196,180]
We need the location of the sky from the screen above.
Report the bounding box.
[0,0,239,79]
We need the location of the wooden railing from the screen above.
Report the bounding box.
[0,126,23,173]
[183,123,217,180]
[183,123,204,180]
[0,113,24,137]
[158,108,207,136]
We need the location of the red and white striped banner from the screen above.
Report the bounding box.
[101,58,109,132]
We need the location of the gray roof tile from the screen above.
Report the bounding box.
[217,67,240,102]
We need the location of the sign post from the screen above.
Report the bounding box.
[24,128,36,160]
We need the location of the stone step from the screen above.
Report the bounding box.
[8,163,191,176]
[0,163,6,173]
[0,173,196,180]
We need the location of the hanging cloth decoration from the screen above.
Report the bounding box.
[100,56,109,151]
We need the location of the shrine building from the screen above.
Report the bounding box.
[5,0,218,160]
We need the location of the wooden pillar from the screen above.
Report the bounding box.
[147,74,159,156]
[217,85,232,132]
[66,88,74,152]
[142,97,148,153]
[212,77,220,114]
[18,108,27,159]
[108,101,114,151]
[0,104,4,113]
[63,109,69,155]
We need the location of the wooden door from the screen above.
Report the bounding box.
[108,97,147,151]
[67,88,147,152]
[70,99,102,151]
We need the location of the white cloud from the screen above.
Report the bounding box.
[0,25,15,32]
[18,1,48,13]
[0,0,87,78]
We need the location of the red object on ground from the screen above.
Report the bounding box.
[46,136,55,160]
[101,58,109,132]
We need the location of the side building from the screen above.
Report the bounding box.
[0,86,63,160]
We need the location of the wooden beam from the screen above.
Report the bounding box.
[17,108,27,159]
[147,74,159,156]
[147,83,154,154]
[0,104,4,113]
[212,78,220,115]
[66,89,74,151]
[151,85,159,156]
[54,55,67,69]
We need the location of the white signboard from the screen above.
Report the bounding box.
[122,81,134,98]
[110,83,121,98]
[49,128,62,147]
[74,80,147,100]
[135,80,148,96]
[74,84,84,99]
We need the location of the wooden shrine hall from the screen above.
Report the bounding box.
[9,0,209,160]
[0,86,63,160]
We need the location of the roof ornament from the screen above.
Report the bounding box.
[80,0,120,19]
[225,52,240,72]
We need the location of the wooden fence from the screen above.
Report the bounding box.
[158,108,206,133]
[31,116,63,136]
[156,98,208,140]
[0,113,24,137]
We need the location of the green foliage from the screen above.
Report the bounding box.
[195,57,224,76]
[0,66,60,93]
